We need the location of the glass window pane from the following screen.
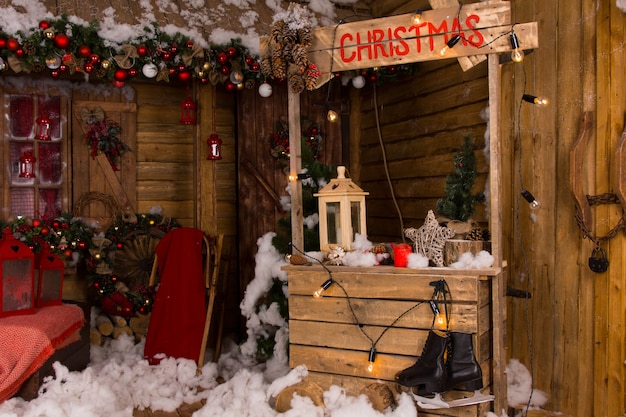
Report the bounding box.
[10,95,34,138]
[38,95,61,140]
[10,188,35,218]
[39,189,62,218]
[38,142,62,185]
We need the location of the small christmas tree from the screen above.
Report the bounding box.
[436,135,484,222]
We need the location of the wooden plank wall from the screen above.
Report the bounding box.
[236,83,343,295]
[351,60,489,244]
[366,0,625,416]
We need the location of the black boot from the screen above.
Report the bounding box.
[394,330,448,395]
[444,332,483,392]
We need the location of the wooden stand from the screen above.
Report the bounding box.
[283,264,506,416]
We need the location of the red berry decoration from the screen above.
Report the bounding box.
[6,38,19,51]
[54,33,70,49]
[136,45,148,57]
[114,69,128,81]
[39,20,50,30]
[78,45,91,57]
[227,47,237,58]
[178,70,191,82]
[217,52,228,64]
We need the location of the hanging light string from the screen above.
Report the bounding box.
[290,243,451,364]
[514,61,535,417]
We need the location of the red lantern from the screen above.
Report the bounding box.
[180,96,196,125]
[35,114,51,141]
[35,245,64,307]
[0,228,35,317]
[19,150,36,178]
[207,133,222,160]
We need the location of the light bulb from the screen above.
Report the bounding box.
[327,109,339,123]
[435,312,448,329]
[509,33,524,63]
[313,278,334,298]
[367,348,376,373]
[412,12,422,25]
[439,34,461,56]
[521,189,541,209]
[522,94,549,107]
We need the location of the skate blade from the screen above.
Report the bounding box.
[411,392,449,409]
[447,391,495,407]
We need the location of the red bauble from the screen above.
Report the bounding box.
[0,39,6,49]
[113,80,125,88]
[116,242,124,249]
[227,47,237,58]
[217,52,228,64]
[245,55,253,66]
[128,67,139,78]
[178,64,186,72]
[54,33,70,49]
[368,74,378,83]
[226,81,235,91]
[178,71,191,82]
[40,227,49,236]
[162,51,171,61]
[220,65,230,75]
[32,219,41,227]
[89,54,100,64]
[62,52,73,63]
[52,221,60,228]
[6,38,19,51]
[185,40,194,49]
[63,249,72,258]
[169,67,177,75]
[136,45,148,57]
[251,62,260,71]
[170,43,178,54]
[77,241,88,250]
[15,49,24,58]
[78,45,91,57]
[39,20,51,30]
[59,64,68,72]
[50,70,60,78]
[84,62,94,73]
[114,69,128,81]
[200,78,209,85]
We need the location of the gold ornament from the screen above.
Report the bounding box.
[101,59,111,69]
[44,28,55,39]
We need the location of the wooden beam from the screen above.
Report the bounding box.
[288,89,304,251]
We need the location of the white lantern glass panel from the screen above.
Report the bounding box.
[326,202,341,246]
[351,201,361,236]
[2,258,34,316]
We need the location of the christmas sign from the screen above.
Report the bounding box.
[308,0,538,81]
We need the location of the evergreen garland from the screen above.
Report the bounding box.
[436,135,485,222]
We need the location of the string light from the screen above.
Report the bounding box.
[521,189,541,209]
[522,94,549,107]
[313,278,334,298]
[509,32,524,63]
[367,347,377,373]
[327,108,339,122]
[412,11,423,25]
[439,34,462,56]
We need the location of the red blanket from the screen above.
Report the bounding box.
[144,228,207,364]
[0,304,84,402]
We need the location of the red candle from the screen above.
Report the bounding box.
[393,243,412,267]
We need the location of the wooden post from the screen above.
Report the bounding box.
[488,53,507,414]
[288,89,304,251]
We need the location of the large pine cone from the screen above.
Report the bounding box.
[298,27,312,48]
[292,44,308,69]
[289,73,305,94]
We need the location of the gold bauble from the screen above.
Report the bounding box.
[202,61,211,71]
[44,28,55,39]
[101,59,111,69]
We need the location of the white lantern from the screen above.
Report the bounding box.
[314,166,369,251]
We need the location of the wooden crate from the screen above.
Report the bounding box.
[285,265,503,417]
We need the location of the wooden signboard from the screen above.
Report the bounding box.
[308,0,537,82]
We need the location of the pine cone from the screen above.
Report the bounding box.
[298,27,312,48]
[292,44,308,69]
[23,41,36,55]
[260,56,273,78]
[467,228,486,241]
[271,21,286,42]
[282,27,298,45]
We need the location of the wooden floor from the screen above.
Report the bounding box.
[133,400,205,417]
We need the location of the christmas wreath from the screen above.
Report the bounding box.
[85,118,130,171]
[270,115,322,165]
